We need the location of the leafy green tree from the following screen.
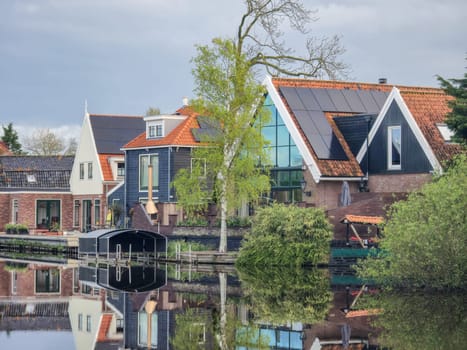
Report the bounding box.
[1,122,22,154]
[368,292,467,349]
[237,266,332,324]
[23,128,65,155]
[357,154,467,289]
[173,0,347,253]
[236,203,333,266]
[437,62,467,144]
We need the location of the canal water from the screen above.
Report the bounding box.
[0,257,465,349]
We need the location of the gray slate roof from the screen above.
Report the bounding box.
[0,155,73,191]
[90,114,145,154]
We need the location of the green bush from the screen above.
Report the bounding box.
[236,203,333,266]
[356,154,467,289]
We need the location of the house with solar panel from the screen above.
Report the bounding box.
[70,113,145,232]
[0,155,74,232]
[115,105,202,227]
[262,76,462,211]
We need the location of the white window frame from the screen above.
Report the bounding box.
[79,163,85,180]
[147,121,164,138]
[387,126,401,170]
[87,162,93,179]
[139,153,159,192]
[12,199,19,224]
[191,158,207,177]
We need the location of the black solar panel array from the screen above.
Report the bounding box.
[192,116,222,142]
[90,115,145,154]
[279,86,388,160]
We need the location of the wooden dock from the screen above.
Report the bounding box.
[164,250,238,265]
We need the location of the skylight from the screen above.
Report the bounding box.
[436,124,454,142]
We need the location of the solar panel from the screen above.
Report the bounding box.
[327,89,353,112]
[279,86,305,110]
[341,89,366,112]
[295,87,321,110]
[358,90,379,114]
[370,90,389,110]
[310,89,336,111]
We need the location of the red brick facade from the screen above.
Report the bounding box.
[0,192,74,233]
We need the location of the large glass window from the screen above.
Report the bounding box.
[139,154,159,191]
[388,126,401,170]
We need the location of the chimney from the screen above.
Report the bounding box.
[378,78,387,84]
[182,97,189,106]
[145,165,158,217]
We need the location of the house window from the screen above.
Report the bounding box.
[88,162,93,179]
[138,311,158,347]
[148,125,156,138]
[86,315,92,332]
[12,199,19,224]
[94,199,101,226]
[73,200,80,227]
[79,163,85,179]
[139,154,159,191]
[388,126,401,170]
[117,162,125,177]
[78,314,83,331]
[148,122,163,138]
[191,158,207,176]
[35,269,60,293]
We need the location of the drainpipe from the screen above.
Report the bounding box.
[168,147,172,202]
[123,150,127,221]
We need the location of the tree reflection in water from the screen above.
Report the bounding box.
[237,266,332,325]
[369,291,467,349]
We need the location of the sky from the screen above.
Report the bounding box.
[0,0,466,144]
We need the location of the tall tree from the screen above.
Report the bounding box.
[23,128,65,155]
[1,123,22,154]
[173,0,347,253]
[437,62,467,144]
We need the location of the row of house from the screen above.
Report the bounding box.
[0,76,462,234]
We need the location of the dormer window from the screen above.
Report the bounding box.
[148,122,163,139]
[387,126,401,170]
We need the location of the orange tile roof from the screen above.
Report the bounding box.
[97,313,113,342]
[340,214,384,225]
[400,89,463,165]
[271,77,463,176]
[123,106,200,149]
[99,154,122,182]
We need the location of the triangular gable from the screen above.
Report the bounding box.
[356,87,442,172]
[263,75,322,183]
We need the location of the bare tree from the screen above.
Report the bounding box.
[239,0,348,79]
[23,128,66,155]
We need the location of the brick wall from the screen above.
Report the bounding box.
[0,193,74,232]
[368,173,432,193]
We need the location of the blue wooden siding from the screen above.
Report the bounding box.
[362,101,432,174]
[124,147,194,209]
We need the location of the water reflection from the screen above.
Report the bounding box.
[0,255,465,349]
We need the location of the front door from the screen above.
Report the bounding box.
[36,200,61,230]
[82,200,92,232]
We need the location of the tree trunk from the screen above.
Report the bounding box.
[219,177,228,253]
[217,272,228,350]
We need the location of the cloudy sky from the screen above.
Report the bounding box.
[0,0,465,143]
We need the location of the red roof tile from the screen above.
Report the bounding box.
[0,141,12,155]
[340,214,384,225]
[99,154,123,182]
[400,89,463,165]
[123,106,200,149]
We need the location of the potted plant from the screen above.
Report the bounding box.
[50,222,60,232]
[16,223,29,235]
[5,223,17,234]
